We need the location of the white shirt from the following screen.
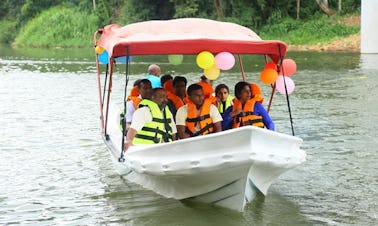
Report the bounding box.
[175,104,222,131]
[126,96,141,122]
[130,106,177,134]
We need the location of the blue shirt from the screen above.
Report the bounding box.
[146,75,161,88]
[221,102,275,131]
[253,102,275,131]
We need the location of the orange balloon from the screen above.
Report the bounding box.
[95,45,105,54]
[260,69,278,85]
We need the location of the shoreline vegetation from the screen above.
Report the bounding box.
[0,4,360,52]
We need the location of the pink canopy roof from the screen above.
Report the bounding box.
[96,18,287,63]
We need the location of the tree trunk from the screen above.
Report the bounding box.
[315,0,335,16]
[213,0,224,20]
[338,0,342,12]
[297,0,300,20]
[93,0,96,11]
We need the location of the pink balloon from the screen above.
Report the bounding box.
[279,59,297,76]
[276,75,295,95]
[215,52,235,70]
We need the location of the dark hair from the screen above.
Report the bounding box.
[187,83,203,96]
[137,79,152,88]
[133,79,142,87]
[160,74,173,85]
[152,87,165,96]
[215,84,229,95]
[234,81,250,98]
[173,76,187,86]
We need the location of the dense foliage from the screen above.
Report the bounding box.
[0,0,360,47]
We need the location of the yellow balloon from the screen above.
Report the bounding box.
[204,65,220,80]
[196,51,215,69]
[95,45,105,54]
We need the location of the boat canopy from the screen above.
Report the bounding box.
[96,18,287,63]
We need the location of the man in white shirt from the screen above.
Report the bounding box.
[124,88,177,152]
[125,79,152,130]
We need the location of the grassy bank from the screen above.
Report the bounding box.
[258,13,360,46]
[4,7,360,49]
[13,7,99,48]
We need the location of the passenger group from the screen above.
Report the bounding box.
[123,64,274,152]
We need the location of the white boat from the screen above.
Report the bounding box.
[94,18,306,212]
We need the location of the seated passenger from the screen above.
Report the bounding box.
[146,64,162,88]
[176,84,222,139]
[120,79,141,131]
[230,81,274,130]
[124,88,176,152]
[166,76,187,117]
[161,74,174,94]
[215,84,234,130]
[197,75,217,104]
[125,79,152,130]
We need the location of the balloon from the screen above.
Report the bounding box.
[264,62,277,70]
[95,45,105,54]
[98,50,109,64]
[260,68,278,85]
[115,56,132,63]
[204,65,220,80]
[215,52,235,70]
[196,51,215,69]
[276,75,295,95]
[168,54,183,65]
[279,59,297,76]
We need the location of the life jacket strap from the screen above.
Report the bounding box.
[186,114,210,123]
[135,134,161,143]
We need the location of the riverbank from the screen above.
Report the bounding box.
[288,15,360,52]
[288,33,360,52]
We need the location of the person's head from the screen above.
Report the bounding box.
[148,64,161,77]
[151,88,167,110]
[234,81,251,103]
[133,79,142,87]
[173,76,187,98]
[200,75,212,84]
[137,79,153,99]
[187,84,204,108]
[215,84,230,102]
[160,74,173,86]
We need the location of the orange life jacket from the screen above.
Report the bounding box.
[127,96,142,110]
[185,99,214,137]
[163,80,175,94]
[128,86,140,99]
[232,98,264,128]
[167,91,185,110]
[249,83,264,103]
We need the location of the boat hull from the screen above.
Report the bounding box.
[103,105,306,211]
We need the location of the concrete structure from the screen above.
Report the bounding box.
[361,0,378,53]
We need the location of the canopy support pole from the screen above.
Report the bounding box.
[104,59,113,138]
[119,47,130,162]
[94,30,105,132]
[265,55,275,113]
[237,54,246,81]
[102,64,109,107]
[278,45,295,136]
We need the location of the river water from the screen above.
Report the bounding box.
[0,46,377,225]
